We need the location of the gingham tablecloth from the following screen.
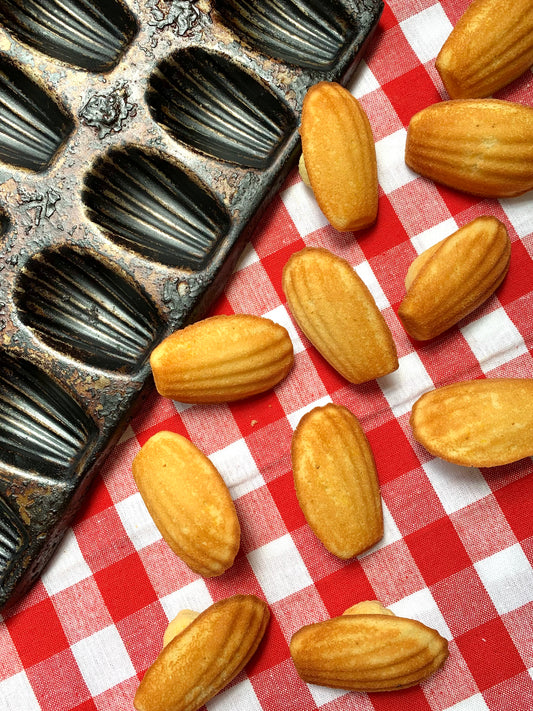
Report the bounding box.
[2,1,533,709]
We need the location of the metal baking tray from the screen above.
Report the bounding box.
[0,0,383,609]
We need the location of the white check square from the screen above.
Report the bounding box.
[375,129,416,194]
[116,492,161,552]
[0,671,41,711]
[160,579,212,622]
[286,395,332,431]
[71,625,135,696]
[411,218,458,255]
[265,304,305,354]
[400,5,453,63]
[355,261,390,310]
[247,534,313,603]
[234,242,259,271]
[210,439,264,499]
[360,500,402,558]
[446,694,490,711]
[475,544,533,615]
[281,181,329,236]
[379,351,434,418]
[308,684,350,708]
[500,192,533,238]
[423,459,491,515]
[349,59,380,98]
[461,307,528,373]
[207,678,263,711]
[389,587,452,640]
[41,528,92,596]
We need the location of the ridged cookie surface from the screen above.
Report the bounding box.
[405,99,533,197]
[292,404,383,559]
[398,216,510,340]
[290,607,448,692]
[436,0,533,98]
[282,247,398,383]
[300,81,378,231]
[150,314,294,403]
[411,379,533,467]
[132,431,240,577]
[134,595,269,711]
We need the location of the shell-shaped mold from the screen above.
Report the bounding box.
[14,247,164,372]
[214,0,354,70]
[0,352,98,475]
[82,146,231,269]
[146,47,297,169]
[0,54,74,172]
[0,498,28,584]
[0,0,138,73]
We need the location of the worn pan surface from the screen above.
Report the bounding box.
[0,0,383,609]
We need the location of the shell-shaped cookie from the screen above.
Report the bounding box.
[282,247,397,384]
[82,146,231,270]
[398,216,511,340]
[436,0,533,99]
[292,404,383,558]
[405,99,533,198]
[0,0,137,72]
[300,82,378,231]
[290,612,449,692]
[134,595,269,711]
[132,431,240,577]
[0,55,73,172]
[411,379,533,467]
[150,314,294,403]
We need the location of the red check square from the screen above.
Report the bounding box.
[431,566,498,637]
[456,617,527,691]
[483,672,533,711]
[314,560,377,618]
[366,418,421,485]
[6,597,69,668]
[383,65,442,127]
[94,553,157,623]
[494,475,533,542]
[405,517,472,586]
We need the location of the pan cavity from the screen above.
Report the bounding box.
[14,246,164,373]
[0,55,74,172]
[214,0,356,71]
[0,497,28,586]
[82,146,231,270]
[0,0,138,73]
[146,47,297,169]
[0,352,98,477]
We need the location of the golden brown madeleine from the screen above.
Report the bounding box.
[282,247,398,383]
[300,81,378,231]
[150,313,294,403]
[132,431,240,577]
[290,603,449,692]
[405,99,533,198]
[134,595,270,711]
[291,404,383,559]
[411,379,533,467]
[398,216,511,340]
[436,0,533,99]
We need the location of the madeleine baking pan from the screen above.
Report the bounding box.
[0,0,383,609]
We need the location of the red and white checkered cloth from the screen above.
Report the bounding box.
[1,1,533,709]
